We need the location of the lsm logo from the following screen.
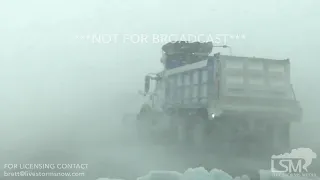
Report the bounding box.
[271,147,317,177]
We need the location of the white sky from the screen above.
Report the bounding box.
[0,0,319,146]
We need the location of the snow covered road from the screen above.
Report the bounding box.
[1,122,319,180]
[0,125,266,180]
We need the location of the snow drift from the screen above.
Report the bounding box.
[96,167,243,180]
[95,167,316,180]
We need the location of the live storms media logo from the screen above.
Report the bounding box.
[271,147,317,177]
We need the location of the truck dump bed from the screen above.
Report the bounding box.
[162,54,301,121]
[219,55,291,99]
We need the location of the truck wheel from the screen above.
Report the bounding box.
[192,119,207,151]
[273,123,291,154]
[175,114,193,147]
[136,113,152,143]
[177,122,188,144]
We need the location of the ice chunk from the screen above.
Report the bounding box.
[96,167,250,180]
[96,179,125,180]
[96,167,318,180]
[209,169,234,180]
[234,175,250,180]
[240,175,250,180]
[183,167,212,180]
[137,170,182,180]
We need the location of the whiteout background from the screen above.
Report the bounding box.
[0,0,319,179]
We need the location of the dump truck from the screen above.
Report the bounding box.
[133,41,302,155]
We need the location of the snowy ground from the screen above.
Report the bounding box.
[0,130,263,180]
[1,121,319,180]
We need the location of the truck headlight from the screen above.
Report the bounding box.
[211,114,215,119]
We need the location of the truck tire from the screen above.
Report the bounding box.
[177,122,188,144]
[136,112,153,143]
[192,118,207,152]
[272,123,291,154]
[174,114,193,147]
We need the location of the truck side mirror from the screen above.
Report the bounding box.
[144,76,150,93]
